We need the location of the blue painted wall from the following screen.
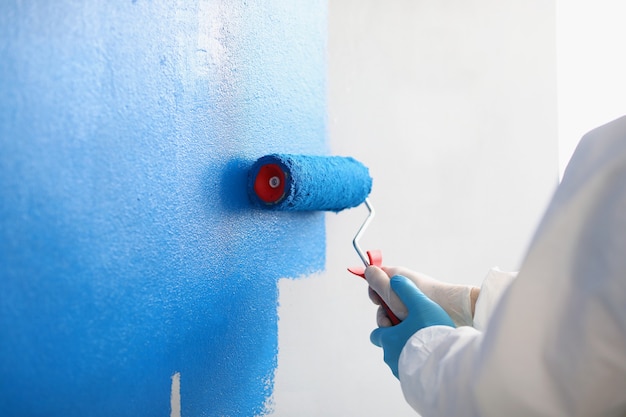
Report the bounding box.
[0,1,327,416]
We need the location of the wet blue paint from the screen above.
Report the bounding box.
[0,1,327,416]
[248,154,372,211]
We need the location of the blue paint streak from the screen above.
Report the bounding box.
[0,1,327,416]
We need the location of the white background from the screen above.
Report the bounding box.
[270,1,625,416]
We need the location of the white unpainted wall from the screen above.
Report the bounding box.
[556,0,626,177]
[270,1,625,416]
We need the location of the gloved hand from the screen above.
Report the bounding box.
[365,265,478,327]
[369,275,455,378]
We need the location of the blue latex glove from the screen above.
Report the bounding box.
[370,275,455,378]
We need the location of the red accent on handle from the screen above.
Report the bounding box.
[348,250,401,325]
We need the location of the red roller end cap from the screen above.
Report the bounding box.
[254,163,286,203]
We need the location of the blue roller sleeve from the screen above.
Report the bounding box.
[248,154,372,212]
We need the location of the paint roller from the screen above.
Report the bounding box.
[248,153,400,325]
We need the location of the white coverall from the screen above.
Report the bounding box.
[398,116,626,417]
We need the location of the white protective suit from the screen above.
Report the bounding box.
[398,116,626,417]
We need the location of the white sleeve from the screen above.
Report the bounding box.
[397,117,626,417]
[398,325,484,416]
[472,268,516,331]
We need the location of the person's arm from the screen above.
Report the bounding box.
[367,117,626,417]
[365,266,516,416]
[370,250,626,417]
[367,266,478,327]
[366,266,515,329]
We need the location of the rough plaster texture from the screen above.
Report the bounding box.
[0,1,327,416]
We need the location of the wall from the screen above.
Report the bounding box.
[556,0,626,176]
[271,1,558,416]
[0,2,327,416]
[7,2,620,416]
